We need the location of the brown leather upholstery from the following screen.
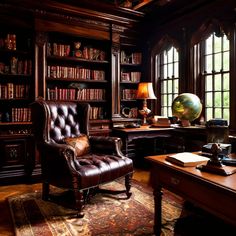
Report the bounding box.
[31,100,133,216]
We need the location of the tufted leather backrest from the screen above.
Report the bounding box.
[31,100,90,143]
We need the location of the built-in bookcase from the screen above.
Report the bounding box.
[45,32,111,134]
[120,46,142,120]
[0,26,35,183]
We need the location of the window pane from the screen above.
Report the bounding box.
[168,94,172,106]
[206,35,213,54]
[223,51,229,71]
[162,80,167,93]
[161,107,164,115]
[206,108,213,120]
[168,80,172,93]
[206,92,212,107]
[223,109,229,120]
[168,63,173,77]
[168,107,172,116]
[174,48,179,61]
[205,55,212,72]
[214,35,222,53]
[214,74,221,91]
[162,94,167,106]
[205,75,212,91]
[214,53,222,72]
[223,74,229,90]
[164,51,167,64]
[223,35,229,51]
[215,92,222,106]
[163,65,167,78]
[173,79,178,93]
[223,91,229,107]
[174,62,178,77]
[215,108,222,118]
[167,48,173,62]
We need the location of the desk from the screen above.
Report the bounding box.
[112,126,173,158]
[145,154,236,236]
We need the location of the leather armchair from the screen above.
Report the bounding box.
[31,100,133,217]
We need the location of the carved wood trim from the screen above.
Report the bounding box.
[191,18,231,47]
[151,34,180,55]
[35,19,110,41]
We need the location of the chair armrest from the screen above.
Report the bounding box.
[89,136,125,158]
[42,142,74,158]
[40,142,78,175]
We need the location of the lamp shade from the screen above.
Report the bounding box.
[136,82,157,99]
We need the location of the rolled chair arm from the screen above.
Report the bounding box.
[89,136,125,158]
[40,142,78,175]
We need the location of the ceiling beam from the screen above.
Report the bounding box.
[133,0,154,10]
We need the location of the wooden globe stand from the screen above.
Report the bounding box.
[180,119,191,127]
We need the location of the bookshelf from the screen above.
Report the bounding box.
[0,27,35,183]
[45,32,111,135]
[119,46,142,124]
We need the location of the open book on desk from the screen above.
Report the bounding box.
[166,152,210,167]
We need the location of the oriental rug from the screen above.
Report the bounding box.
[8,180,182,236]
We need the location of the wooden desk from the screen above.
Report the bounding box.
[145,154,236,236]
[112,126,173,158]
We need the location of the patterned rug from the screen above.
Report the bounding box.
[8,180,184,236]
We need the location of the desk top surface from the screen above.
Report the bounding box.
[113,126,174,133]
[145,153,236,192]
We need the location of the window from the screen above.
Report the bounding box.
[155,46,179,116]
[200,33,230,122]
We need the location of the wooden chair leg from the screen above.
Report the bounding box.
[125,173,132,198]
[74,189,84,218]
[42,182,49,200]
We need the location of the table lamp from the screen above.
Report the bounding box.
[136,82,157,125]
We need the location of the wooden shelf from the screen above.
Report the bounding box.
[46,77,107,83]
[0,122,32,126]
[47,55,109,64]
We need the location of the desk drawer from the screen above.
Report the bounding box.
[152,165,236,226]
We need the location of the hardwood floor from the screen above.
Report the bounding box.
[0,168,150,236]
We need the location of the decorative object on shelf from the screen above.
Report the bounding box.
[172,93,202,127]
[136,82,157,125]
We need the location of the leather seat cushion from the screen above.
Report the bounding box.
[73,154,133,189]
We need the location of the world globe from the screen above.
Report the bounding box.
[172,93,202,123]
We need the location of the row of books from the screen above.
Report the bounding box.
[0,34,16,51]
[121,89,137,100]
[47,43,106,61]
[0,58,32,75]
[47,65,105,80]
[0,83,29,99]
[89,107,104,120]
[47,87,105,101]
[11,107,31,122]
[121,72,141,82]
[120,51,142,64]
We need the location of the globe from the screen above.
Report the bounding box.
[172,93,202,123]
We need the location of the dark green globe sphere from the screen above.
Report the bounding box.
[172,93,202,122]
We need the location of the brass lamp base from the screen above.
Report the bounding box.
[139,99,151,126]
